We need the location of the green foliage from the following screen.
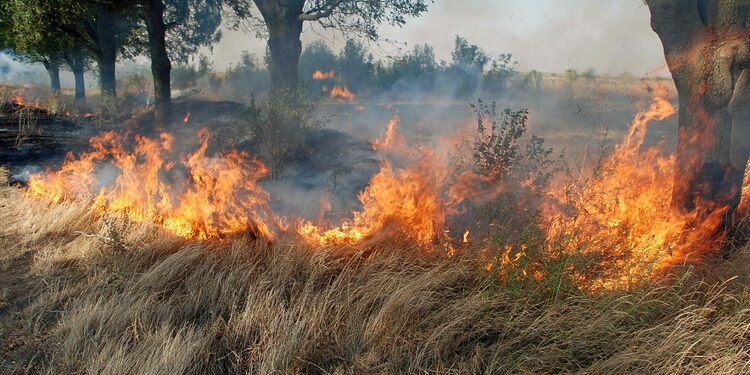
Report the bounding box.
[374,43,438,92]
[482,53,516,95]
[299,40,337,90]
[299,0,432,40]
[224,51,269,98]
[171,54,213,90]
[337,39,373,92]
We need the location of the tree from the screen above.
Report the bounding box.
[337,38,373,92]
[251,0,431,95]
[4,1,71,94]
[299,39,337,90]
[376,43,438,92]
[447,35,489,98]
[645,0,750,218]
[132,0,224,128]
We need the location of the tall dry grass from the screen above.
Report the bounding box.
[2,175,750,374]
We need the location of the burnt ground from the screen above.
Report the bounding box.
[0,101,96,181]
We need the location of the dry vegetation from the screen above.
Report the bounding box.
[2,165,750,375]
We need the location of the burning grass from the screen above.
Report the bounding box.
[2,181,750,374]
[5,85,750,372]
[18,88,736,291]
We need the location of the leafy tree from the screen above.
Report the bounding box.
[132,0,225,128]
[299,40,337,92]
[375,43,438,93]
[337,38,373,92]
[250,0,432,95]
[4,0,74,94]
[483,53,516,95]
[447,35,488,98]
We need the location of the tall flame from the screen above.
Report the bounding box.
[542,88,726,289]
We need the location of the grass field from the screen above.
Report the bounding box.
[3,164,750,374]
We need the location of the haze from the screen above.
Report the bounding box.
[212,0,667,77]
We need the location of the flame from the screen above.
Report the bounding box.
[183,112,191,124]
[542,87,725,289]
[299,115,448,246]
[27,129,274,239]
[330,86,356,102]
[371,115,403,151]
[22,86,734,290]
[312,70,335,80]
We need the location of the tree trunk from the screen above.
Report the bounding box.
[43,60,61,94]
[72,59,86,104]
[253,0,304,95]
[63,51,87,105]
[646,0,750,216]
[144,0,171,129]
[96,8,118,98]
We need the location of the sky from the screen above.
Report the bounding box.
[210,0,669,77]
[0,0,669,85]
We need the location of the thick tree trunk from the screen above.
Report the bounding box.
[646,0,750,216]
[144,0,171,129]
[253,0,304,95]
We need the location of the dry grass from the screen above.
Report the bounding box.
[2,177,750,375]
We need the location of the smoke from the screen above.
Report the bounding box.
[0,53,48,85]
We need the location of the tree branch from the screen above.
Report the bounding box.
[300,0,345,21]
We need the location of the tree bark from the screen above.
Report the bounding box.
[65,52,87,104]
[253,0,305,95]
[646,0,750,215]
[43,60,61,94]
[95,8,118,98]
[72,56,86,104]
[144,0,171,129]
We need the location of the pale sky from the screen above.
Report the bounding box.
[211,0,668,76]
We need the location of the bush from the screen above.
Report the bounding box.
[244,88,324,179]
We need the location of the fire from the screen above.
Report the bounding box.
[27,129,274,239]
[183,112,191,124]
[312,70,335,80]
[299,115,449,246]
[330,86,356,102]
[21,85,734,290]
[371,115,403,151]
[542,88,725,289]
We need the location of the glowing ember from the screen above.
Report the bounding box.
[312,70,335,80]
[183,112,191,124]
[463,230,470,243]
[330,86,356,102]
[27,129,274,239]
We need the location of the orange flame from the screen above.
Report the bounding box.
[312,70,335,80]
[27,129,274,239]
[543,87,725,289]
[330,86,356,102]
